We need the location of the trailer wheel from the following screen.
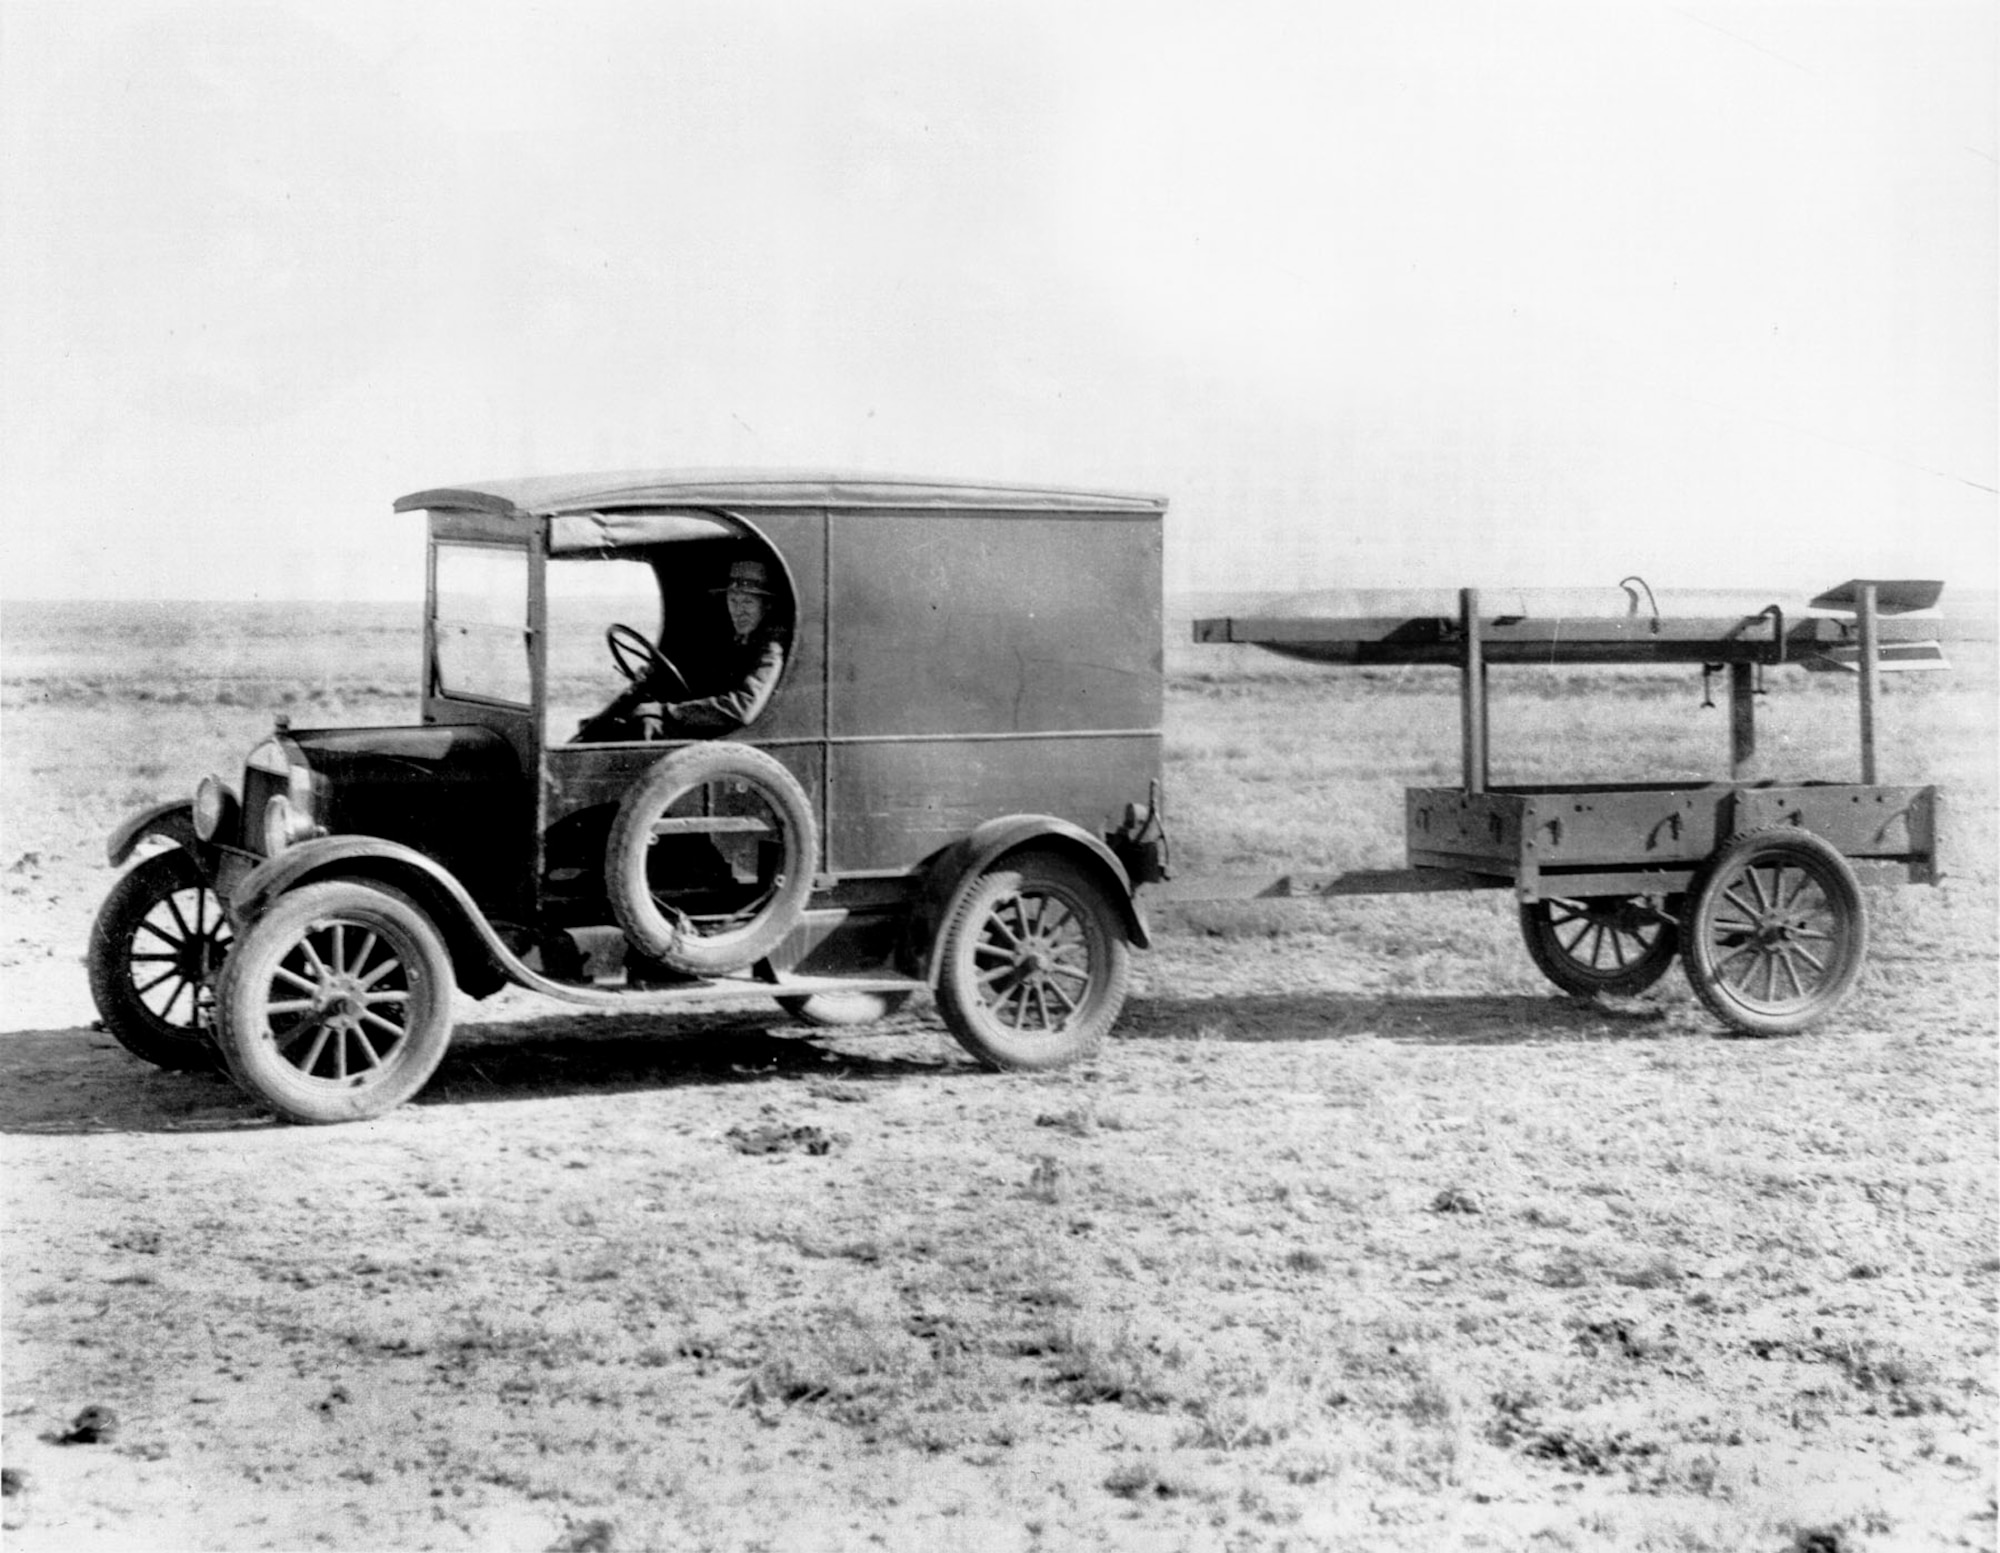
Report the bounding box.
[778,991,914,1028]
[1682,829,1866,1036]
[936,851,1130,1072]
[86,849,232,1071]
[1519,895,1680,997]
[606,745,817,975]
[215,881,455,1124]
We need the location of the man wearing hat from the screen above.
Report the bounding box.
[633,556,787,737]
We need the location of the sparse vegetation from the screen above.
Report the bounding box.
[0,602,1993,1549]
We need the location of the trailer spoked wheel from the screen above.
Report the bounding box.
[215,881,455,1124]
[86,849,233,1071]
[936,851,1130,1072]
[1682,829,1866,1036]
[606,745,817,975]
[1519,895,1680,997]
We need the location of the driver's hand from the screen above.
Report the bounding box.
[635,702,664,740]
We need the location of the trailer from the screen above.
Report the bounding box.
[1186,580,1948,1035]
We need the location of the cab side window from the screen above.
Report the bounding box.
[544,556,662,745]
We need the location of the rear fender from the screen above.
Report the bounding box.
[916,815,1149,987]
[107,801,199,867]
[233,836,511,998]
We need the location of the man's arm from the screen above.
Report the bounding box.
[660,636,786,731]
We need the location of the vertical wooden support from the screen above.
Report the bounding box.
[1858,581,1880,784]
[821,505,835,872]
[1460,587,1488,794]
[1728,662,1756,781]
[528,530,550,909]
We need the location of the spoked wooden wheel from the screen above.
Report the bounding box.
[1519,895,1680,997]
[936,851,1130,1072]
[87,849,233,1070]
[216,881,454,1123]
[1682,830,1866,1036]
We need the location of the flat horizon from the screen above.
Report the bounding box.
[9,584,1999,615]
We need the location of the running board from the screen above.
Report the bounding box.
[516,967,927,1013]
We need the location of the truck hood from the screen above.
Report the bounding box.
[287,723,519,784]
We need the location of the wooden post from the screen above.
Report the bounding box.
[1460,587,1487,794]
[1729,662,1755,781]
[1858,581,1880,784]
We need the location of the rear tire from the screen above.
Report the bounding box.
[216,881,454,1124]
[935,851,1130,1072]
[86,850,231,1071]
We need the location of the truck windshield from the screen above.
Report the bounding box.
[433,543,530,705]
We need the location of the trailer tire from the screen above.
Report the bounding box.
[935,850,1129,1072]
[1519,895,1680,998]
[606,744,816,975]
[1682,829,1866,1036]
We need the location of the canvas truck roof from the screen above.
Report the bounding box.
[393,470,1169,520]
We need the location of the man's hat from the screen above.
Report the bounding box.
[716,558,775,596]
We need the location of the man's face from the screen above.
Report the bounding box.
[726,586,767,637]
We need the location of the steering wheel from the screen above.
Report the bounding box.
[606,623,690,697]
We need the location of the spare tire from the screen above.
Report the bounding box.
[605,744,817,975]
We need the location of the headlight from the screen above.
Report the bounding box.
[192,776,238,842]
[261,794,315,856]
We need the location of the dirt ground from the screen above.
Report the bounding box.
[3,662,1996,1552]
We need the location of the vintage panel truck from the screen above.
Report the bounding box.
[88,473,1168,1122]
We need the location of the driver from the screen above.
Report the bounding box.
[589,559,787,740]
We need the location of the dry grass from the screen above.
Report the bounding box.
[0,603,1994,1550]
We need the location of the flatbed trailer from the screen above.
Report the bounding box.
[1183,580,1947,1035]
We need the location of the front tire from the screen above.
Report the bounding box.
[935,851,1130,1072]
[86,849,232,1071]
[1682,830,1866,1036]
[215,881,454,1123]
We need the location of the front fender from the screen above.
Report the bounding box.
[234,835,466,920]
[232,836,514,998]
[107,801,199,867]
[917,815,1150,985]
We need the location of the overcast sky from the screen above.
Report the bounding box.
[2,1,1993,602]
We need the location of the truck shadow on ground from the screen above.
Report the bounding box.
[0,988,1689,1136]
[419,1010,951,1109]
[0,1013,952,1137]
